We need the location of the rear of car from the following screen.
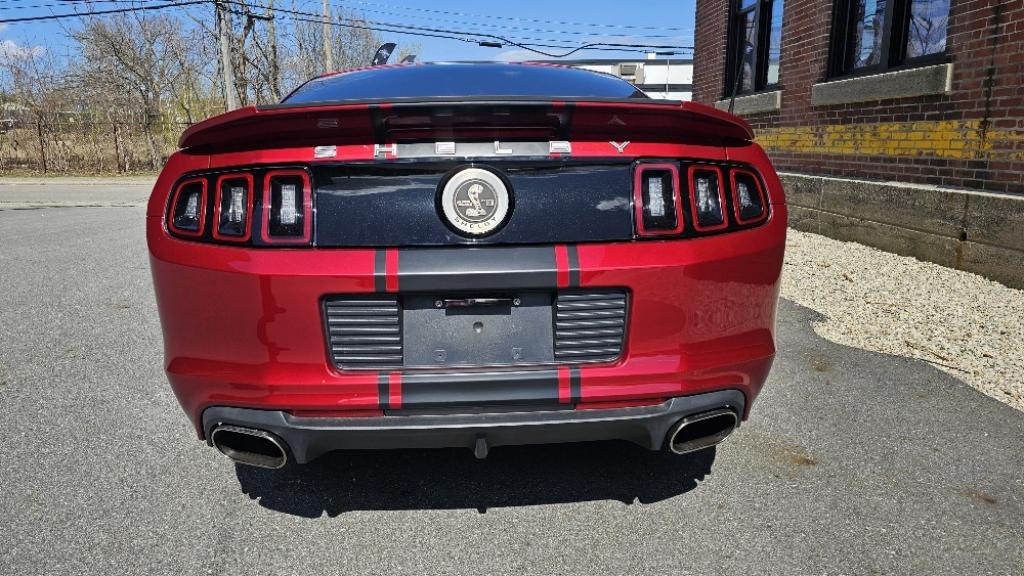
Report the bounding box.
[147,63,786,468]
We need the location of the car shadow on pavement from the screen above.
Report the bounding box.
[234,441,716,517]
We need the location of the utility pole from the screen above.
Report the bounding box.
[322,0,333,72]
[266,0,281,100]
[665,56,670,98]
[216,0,239,110]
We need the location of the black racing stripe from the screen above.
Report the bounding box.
[567,245,580,288]
[373,249,387,292]
[377,372,390,409]
[569,367,582,404]
[400,370,560,408]
[398,246,558,292]
[369,104,386,144]
[558,102,575,140]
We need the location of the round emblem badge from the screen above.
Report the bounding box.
[440,168,511,236]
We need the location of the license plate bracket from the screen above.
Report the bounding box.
[402,293,554,368]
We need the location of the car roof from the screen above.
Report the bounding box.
[282,62,648,104]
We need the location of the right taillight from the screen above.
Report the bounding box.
[688,165,728,231]
[731,168,768,224]
[632,161,768,239]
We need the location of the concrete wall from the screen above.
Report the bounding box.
[783,172,1024,289]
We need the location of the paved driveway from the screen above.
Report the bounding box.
[0,199,1021,575]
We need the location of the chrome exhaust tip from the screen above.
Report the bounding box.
[210,425,288,469]
[666,409,739,455]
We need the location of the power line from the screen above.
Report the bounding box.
[222,4,480,46]
[0,0,692,58]
[333,0,692,33]
[0,0,204,23]
[218,0,691,58]
[48,0,693,41]
[91,0,694,55]
[237,0,688,49]
[0,0,187,12]
[12,0,694,55]
[298,0,693,40]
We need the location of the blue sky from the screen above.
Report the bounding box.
[0,0,696,63]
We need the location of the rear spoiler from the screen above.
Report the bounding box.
[179,98,753,151]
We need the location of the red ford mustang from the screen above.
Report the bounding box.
[147,62,786,469]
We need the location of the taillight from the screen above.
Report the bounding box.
[167,167,313,246]
[731,168,768,224]
[687,165,728,231]
[631,161,769,239]
[262,170,312,244]
[633,163,683,236]
[169,177,207,236]
[213,173,254,242]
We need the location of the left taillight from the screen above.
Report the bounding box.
[169,177,207,237]
[166,167,313,246]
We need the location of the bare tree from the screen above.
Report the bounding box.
[0,41,66,172]
[285,10,382,82]
[71,13,205,168]
[0,2,390,174]
[216,0,240,110]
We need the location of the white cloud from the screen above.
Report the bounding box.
[0,39,44,60]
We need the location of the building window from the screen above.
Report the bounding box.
[829,0,949,77]
[725,0,786,97]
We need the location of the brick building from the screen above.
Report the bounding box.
[692,0,1024,287]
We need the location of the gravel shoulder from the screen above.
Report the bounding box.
[782,229,1024,411]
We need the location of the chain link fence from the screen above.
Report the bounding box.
[0,109,220,174]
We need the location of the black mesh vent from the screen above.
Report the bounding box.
[324,296,402,369]
[325,290,627,370]
[553,290,627,363]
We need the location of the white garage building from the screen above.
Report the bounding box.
[564,58,693,101]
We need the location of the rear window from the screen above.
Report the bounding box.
[283,62,646,104]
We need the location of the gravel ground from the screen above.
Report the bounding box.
[782,229,1024,411]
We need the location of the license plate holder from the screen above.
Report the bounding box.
[402,293,554,368]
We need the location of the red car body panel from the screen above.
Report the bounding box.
[149,146,784,439]
[148,71,785,461]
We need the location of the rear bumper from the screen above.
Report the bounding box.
[203,389,745,463]
[149,201,785,437]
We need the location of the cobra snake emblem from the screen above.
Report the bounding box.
[464,183,486,217]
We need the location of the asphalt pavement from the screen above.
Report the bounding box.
[0,186,1021,575]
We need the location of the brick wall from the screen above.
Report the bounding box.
[692,0,1024,195]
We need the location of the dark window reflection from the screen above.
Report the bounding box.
[767,0,786,84]
[740,11,757,92]
[852,0,886,69]
[906,0,949,58]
